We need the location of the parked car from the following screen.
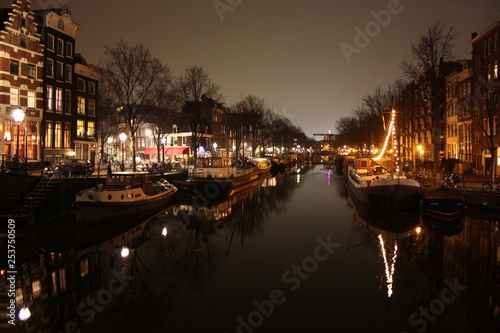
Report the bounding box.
[43,159,93,177]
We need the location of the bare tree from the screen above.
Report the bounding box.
[100,40,172,171]
[400,22,457,175]
[173,66,221,164]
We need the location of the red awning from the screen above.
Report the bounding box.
[143,147,189,155]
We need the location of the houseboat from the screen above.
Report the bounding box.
[74,172,177,225]
[346,157,422,210]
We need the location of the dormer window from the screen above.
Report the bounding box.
[58,19,64,30]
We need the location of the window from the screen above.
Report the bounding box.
[56,38,64,55]
[4,119,12,141]
[56,62,63,80]
[87,121,95,137]
[27,64,36,79]
[484,41,487,58]
[20,35,27,48]
[65,64,72,82]
[494,61,498,79]
[28,91,36,108]
[488,37,493,55]
[55,122,62,148]
[77,96,85,115]
[55,88,63,112]
[21,17,27,28]
[495,33,499,52]
[47,34,54,50]
[88,99,95,116]
[45,121,53,148]
[65,41,73,57]
[77,120,85,137]
[58,19,64,30]
[46,58,54,77]
[46,86,53,111]
[80,258,89,277]
[64,90,71,113]
[10,88,19,106]
[32,281,41,299]
[77,78,85,92]
[10,59,19,75]
[88,82,96,95]
[64,123,70,148]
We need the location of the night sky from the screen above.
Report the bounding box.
[7,0,500,137]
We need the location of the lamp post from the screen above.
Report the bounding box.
[161,137,166,164]
[212,142,217,157]
[12,108,25,159]
[119,132,127,171]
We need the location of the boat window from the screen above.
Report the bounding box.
[360,160,368,168]
[213,159,220,167]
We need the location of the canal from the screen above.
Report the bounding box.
[8,165,500,332]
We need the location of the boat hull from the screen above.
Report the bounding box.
[173,169,258,198]
[74,188,177,225]
[421,186,465,219]
[347,175,422,210]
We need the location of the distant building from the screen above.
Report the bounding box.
[0,0,44,160]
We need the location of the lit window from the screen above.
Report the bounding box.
[77,96,85,115]
[45,121,52,147]
[64,123,70,148]
[28,91,36,108]
[56,88,63,112]
[4,119,12,141]
[32,280,41,299]
[46,86,53,111]
[87,121,95,137]
[77,120,85,137]
[10,88,19,106]
[55,122,62,148]
[80,258,89,277]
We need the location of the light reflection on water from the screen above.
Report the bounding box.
[6,164,500,333]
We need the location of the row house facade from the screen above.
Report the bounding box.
[34,6,98,163]
[0,0,43,161]
[471,21,500,177]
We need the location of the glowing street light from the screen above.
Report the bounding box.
[12,108,25,158]
[18,306,31,321]
[119,132,127,171]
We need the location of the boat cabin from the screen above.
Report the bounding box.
[355,158,392,174]
[106,172,150,192]
[197,157,232,168]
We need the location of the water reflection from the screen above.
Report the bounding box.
[2,165,499,332]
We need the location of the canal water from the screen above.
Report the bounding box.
[8,165,500,332]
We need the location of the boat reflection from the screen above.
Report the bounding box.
[348,195,421,298]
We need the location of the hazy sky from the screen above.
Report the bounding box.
[13,0,500,137]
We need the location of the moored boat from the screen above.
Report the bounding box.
[346,157,422,210]
[74,172,177,225]
[421,186,465,219]
[172,157,258,196]
[252,157,272,174]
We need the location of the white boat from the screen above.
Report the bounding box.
[252,157,272,174]
[346,157,422,210]
[74,172,177,225]
[173,157,258,196]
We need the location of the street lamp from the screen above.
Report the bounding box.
[161,137,166,164]
[12,108,25,159]
[119,132,127,171]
